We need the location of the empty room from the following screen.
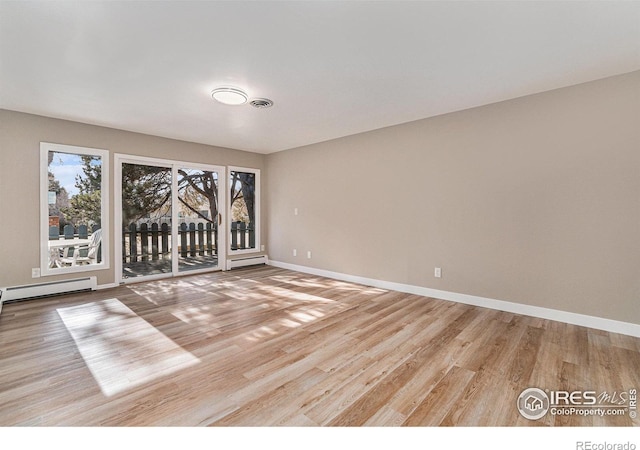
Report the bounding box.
[0,0,638,445]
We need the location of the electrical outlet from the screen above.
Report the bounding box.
[307,251,312,259]
[260,244,265,252]
[293,249,297,257]
[294,208,298,216]
[434,267,442,278]
[32,268,41,278]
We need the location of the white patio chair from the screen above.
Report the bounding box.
[60,229,103,266]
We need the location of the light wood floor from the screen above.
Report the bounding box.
[0,266,638,426]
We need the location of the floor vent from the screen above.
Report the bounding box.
[0,277,97,306]
[226,255,269,270]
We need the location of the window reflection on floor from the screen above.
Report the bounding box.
[57,298,200,397]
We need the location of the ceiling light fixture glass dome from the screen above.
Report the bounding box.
[211,87,248,105]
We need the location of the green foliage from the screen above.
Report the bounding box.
[62,191,101,227]
[60,155,102,227]
[122,164,171,225]
[75,155,102,193]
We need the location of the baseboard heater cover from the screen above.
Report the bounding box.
[227,255,269,270]
[0,276,97,304]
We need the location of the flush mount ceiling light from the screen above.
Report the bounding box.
[211,87,248,105]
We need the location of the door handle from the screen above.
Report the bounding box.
[218,213,222,226]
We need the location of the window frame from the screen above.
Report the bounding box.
[40,142,110,276]
[228,166,261,255]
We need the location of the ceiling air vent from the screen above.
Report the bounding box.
[249,98,274,109]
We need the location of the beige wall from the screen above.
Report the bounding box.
[0,110,266,287]
[266,71,640,324]
[1,72,638,324]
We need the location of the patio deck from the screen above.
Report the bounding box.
[122,255,219,279]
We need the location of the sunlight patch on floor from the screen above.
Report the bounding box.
[269,275,329,289]
[255,284,335,303]
[280,318,302,328]
[127,279,222,305]
[220,289,268,301]
[244,325,280,342]
[170,305,216,326]
[57,298,200,397]
[289,311,318,323]
[269,275,387,295]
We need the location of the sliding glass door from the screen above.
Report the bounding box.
[116,155,225,282]
[177,167,221,274]
[121,162,173,279]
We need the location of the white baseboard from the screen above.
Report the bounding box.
[268,260,640,338]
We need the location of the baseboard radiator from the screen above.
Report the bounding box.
[0,277,97,308]
[226,255,269,270]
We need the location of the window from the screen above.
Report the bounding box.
[229,167,260,253]
[40,142,109,275]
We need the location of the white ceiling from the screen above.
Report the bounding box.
[1,1,639,154]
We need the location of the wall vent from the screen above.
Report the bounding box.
[249,98,274,109]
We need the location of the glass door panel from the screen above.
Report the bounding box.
[177,167,221,273]
[229,169,257,251]
[121,163,172,279]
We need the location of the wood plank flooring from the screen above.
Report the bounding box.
[0,266,638,426]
